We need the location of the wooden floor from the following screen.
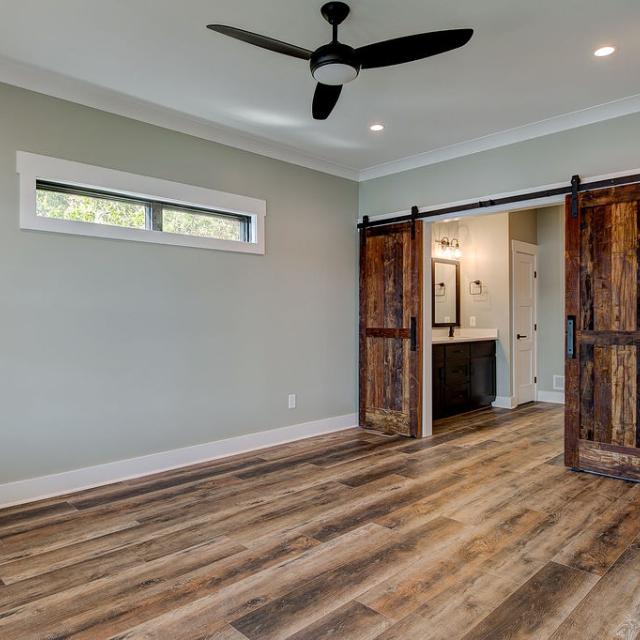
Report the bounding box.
[1,403,640,639]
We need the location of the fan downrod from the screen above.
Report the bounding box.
[321,2,350,27]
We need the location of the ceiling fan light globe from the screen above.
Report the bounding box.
[312,62,359,85]
[310,42,360,86]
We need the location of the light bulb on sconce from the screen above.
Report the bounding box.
[435,237,462,259]
[436,236,450,257]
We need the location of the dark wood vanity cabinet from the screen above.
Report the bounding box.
[432,340,496,419]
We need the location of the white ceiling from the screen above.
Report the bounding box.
[0,0,639,180]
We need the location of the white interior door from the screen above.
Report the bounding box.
[513,242,537,405]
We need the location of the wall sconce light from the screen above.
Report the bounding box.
[435,237,462,259]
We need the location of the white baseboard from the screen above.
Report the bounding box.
[0,413,357,509]
[536,390,566,404]
[492,396,517,409]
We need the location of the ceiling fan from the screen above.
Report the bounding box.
[207,2,473,120]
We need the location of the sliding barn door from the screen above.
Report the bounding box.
[359,221,423,437]
[566,183,640,480]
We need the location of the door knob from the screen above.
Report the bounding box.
[517,334,527,340]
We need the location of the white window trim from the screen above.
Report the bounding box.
[17,151,266,255]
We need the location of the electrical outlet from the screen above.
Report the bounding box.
[553,375,565,391]
[288,394,296,409]
[469,316,476,327]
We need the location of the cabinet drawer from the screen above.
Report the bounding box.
[445,384,470,407]
[470,340,495,358]
[433,344,445,366]
[445,343,470,364]
[445,362,469,385]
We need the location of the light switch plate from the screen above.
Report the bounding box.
[288,394,296,409]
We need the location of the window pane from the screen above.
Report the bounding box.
[36,189,146,229]
[162,207,245,241]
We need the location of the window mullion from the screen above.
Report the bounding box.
[144,203,153,231]
[151,202,163,231]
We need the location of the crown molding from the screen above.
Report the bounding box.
[0,56,360,182]
[2,55,639,185]
[359,92,640,182]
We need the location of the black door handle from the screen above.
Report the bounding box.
[410,317,417,351]
[567,316,575,358]
[517,334,528,340]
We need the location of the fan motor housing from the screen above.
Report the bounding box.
[310,42,360,85]
[321,2,351,26]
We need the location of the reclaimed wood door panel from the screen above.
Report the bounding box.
[359,221,422,437]
[566,183,640,480]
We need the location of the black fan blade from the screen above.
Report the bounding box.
[357,28,473,69]
[312,83,343,120]
[207,25,312,60]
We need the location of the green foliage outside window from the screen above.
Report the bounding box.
[162,208,243,241]
[37,189,146,229]
[36,189,246,241]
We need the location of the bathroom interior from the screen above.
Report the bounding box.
[429,205,565,428]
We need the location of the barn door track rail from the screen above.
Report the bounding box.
[358,171,640,229]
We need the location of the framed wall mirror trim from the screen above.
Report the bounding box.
[432,258,460,327]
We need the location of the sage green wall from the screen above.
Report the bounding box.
[536,206,565,394]
[509,209,538,245]
[360,111,640,217]
[0,82,358,484]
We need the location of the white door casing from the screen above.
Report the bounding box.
[512,241,537,405]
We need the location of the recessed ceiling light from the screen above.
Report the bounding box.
[594,46,616,57]
[370,123,385,132]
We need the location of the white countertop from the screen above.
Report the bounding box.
[432,329,498,345]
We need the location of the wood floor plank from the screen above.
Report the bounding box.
[0,545,146,613]
[111,619,250,640]
[549,548,640,639]
[230,517,465,640]
[286,601,392,640]
[372,465,517,532]
[0,512,244,583]
[0,501,78,535]
[0,522,249,610]
[68,456,269,510]
[372,570,520,640]
[0,510,141,564]
[448,464,575,526]
[0,404,637,639]
[301,472,462,542]
[553,494,640,575]
[81,524,393,640]
[481,497,619,585]
[359,507,546,622]
[0,533,314,639]
[337,454,415,487]
[62,533,321,640]
[459,561,596,640]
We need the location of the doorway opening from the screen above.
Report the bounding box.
[426,205,565,437]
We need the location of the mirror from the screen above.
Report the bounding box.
[432,259,460,327]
